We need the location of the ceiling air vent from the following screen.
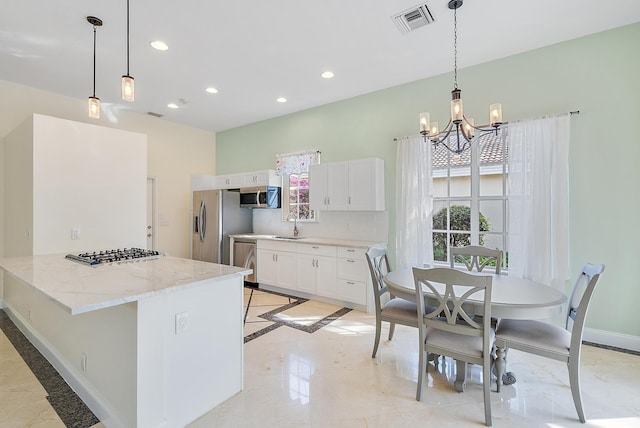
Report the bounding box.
[392,4,435,34]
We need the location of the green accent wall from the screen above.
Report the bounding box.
[218,23,640,338]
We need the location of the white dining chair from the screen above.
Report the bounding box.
[366,247,419,358]
[494,263,605,423]
[450,245,502,274]
[413,267,494,426]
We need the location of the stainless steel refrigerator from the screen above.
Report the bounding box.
[192,190,253,265]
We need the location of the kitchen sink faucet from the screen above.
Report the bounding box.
[286,212,299,237]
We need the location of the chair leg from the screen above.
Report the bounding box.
[388,322,396,340]
[569,356,586,423]
[495,345,506,392]
[416,336,426,401]
[483,359,492,426]
[372,318,382,358]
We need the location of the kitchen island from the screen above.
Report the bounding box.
[0,253,251,428]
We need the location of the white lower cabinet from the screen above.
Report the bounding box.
[336,247,368,305]
[257,241,297,291]
[257,239,374,311]
[297,244,337,295]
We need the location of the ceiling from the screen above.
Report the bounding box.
[2,1,640,133]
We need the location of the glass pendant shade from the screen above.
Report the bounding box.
[490,103,503,126]
[88,96,100,119]
[430,122,439,141]
[464,118,474,139]
[451,98,463,123]
[419,112,430,134]
[122,75,135,102]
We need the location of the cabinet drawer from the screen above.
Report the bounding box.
[257,239,297,252]
[336,247,367,260]
[337,258,367,281]
[336,279,367,305]
[297,243,336,257]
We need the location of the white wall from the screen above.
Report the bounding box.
[0,80,216,259]
[31,115,147,254]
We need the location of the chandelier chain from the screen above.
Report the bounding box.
[453,6,458,89]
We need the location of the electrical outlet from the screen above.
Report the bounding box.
[71,228,81,240]
[175,312,189,334]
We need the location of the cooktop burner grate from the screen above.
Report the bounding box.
[65,248,160,266]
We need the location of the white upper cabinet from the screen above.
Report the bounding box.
[214,169,280,189]
[309,158,384,211]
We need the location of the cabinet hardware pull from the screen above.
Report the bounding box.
[312,246,319,249]
[347,281,355,285]
[348,196,351,204]
[347,259,355,263]
[347,249,355,252]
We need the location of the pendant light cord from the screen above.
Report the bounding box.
[126,0,130,75]
[92,24,97,97]
[453,6,458,90]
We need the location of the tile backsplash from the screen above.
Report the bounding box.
[252,209,388,243]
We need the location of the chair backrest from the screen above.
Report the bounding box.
[412,267,492,341]
[366,246,391,314]
[566,263,605,349]
[450,245,502,274]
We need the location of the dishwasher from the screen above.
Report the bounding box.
[233,239,257,284]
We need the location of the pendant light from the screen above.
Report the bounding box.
[87,16,103,119]
[419,0,503,154]
[121,0,135,101]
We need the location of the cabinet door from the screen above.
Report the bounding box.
[315,255,337,298]
[257,249,278,285]
[276,251,298,291]
[309,164,329,210]
[348,158,384,211]
[297,254,317,293]
[327,161,349,210]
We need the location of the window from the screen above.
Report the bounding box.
[285,172,315,221]
[276,150,320,223]
[431,129,508,270]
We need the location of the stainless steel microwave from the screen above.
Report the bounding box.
[239,186,281,209]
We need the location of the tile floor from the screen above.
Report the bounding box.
[1,286,639,427]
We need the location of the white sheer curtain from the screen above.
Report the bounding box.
[395,135,433,269]
[507,114,570,289]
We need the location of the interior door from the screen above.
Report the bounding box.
[146,178,155,249]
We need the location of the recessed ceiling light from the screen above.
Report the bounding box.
[276,97,287,103]
[167,103,178,109]
[205,87,218,94]
[321,71,334,79]
[150,40,168,51]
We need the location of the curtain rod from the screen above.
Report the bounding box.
[276,150,321,157]
[393,110,580,141]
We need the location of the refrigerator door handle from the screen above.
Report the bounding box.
[199,200,206,242]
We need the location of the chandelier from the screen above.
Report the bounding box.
[419,0,503,154]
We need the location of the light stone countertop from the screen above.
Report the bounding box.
[230,234,385,249]
[0,253,251,315]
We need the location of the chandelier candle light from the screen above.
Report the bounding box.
[121,0,135,101]
[87,16,103,119]
[419,0,503,154]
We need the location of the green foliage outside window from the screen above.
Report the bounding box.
[432,205,490,261]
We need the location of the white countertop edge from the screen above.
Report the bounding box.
[68,270,251,315]
[229,234,386,249]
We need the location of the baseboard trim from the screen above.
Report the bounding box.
[3,305,126,428]
[583,327,640,353]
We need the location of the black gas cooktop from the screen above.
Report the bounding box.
[65,248,160,266]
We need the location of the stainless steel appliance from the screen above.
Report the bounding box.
[192,190,253,264]
[239,186,281,209]
[65,248,160,265]
[233,238,257,283]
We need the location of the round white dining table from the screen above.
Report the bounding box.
[384,268,567,320]
[384,267,568,392]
